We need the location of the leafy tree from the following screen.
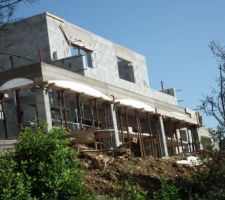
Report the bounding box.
[0,126,93,200]
[200,41,225,144]
[0,0,36,26]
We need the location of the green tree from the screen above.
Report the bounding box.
[0,126,93,200]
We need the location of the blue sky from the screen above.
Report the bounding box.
[15,0,225,128]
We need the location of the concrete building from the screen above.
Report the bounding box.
[0,13,202,156]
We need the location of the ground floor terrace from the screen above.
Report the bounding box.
[0,63,201,157]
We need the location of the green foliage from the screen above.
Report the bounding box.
[0,126,93,200]
[153,176,180,200]
[112,175,147,200]
[189,150,225,200]
[0,157,34,200]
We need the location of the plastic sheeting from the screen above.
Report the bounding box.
[115,98,155,112]
[47,80,111,101]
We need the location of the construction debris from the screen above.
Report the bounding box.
[79,152,205,196]
[176,156,203,167]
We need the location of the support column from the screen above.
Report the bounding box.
[110,104,120,147]
[193,126,201,151]
[158,116,169,157]
[0,95,8,139]
[36,89,52,131]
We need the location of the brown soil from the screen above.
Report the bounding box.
[79,152,207,196]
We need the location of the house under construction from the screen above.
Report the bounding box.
[0,13,202,157]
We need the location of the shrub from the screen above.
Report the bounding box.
[0,126,93,200]
[153,176,180,200]
[189,150,225,200]
[112,175,147,200]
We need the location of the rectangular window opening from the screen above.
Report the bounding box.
[117,57,135,83]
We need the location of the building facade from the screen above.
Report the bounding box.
[0,13,202,156]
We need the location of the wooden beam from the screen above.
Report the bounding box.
[61,90,68,128]
[15,90,22,132]
[57,91,63,125]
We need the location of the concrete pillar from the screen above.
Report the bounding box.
[35,89,52,131]
[190,126,200,152]
[158,116,169,157]
[195,126,201,151]
[110,104,120,147]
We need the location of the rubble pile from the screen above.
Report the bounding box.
[79,152,206,196]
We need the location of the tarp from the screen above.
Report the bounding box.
[47,80,111,101]
[115,98,155,112]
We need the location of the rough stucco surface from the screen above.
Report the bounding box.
[0,12,177,105]
[0,14,51,70]
[45,13,177,105]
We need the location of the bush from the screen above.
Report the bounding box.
[0,126,93,200]
[112,175,147,200]
[189,150,225,200]
[153,176,180,200]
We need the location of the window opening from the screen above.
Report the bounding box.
[117,57,135,83]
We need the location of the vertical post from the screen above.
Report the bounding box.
[192,126,200,152]
[76,94,82,129]
[106,104,111,128]
[35,105,40,127]
[138,113,146,156]
[57,91,63,125]
[190,128,195,152]
[161,80,164,91]
[147,113,155,157]
[158,116,169,157]
[118,107,124,143]
[169,120,175,155]
[103,103,109,129]
[124,107,131,149]
[89,100,94,126]
[174,123,180,154]
[156,117,162,157]
[186,125,191,153]
[110,104,120,147]
[94,99,99,127]
[35,89,52,131]
[135,111,143,157]
[89,100,95,126]
[178,122,184,152]
[10,56,14,70]
[14,90,22,132]
[0,95,8,139]
[61,90,68,128]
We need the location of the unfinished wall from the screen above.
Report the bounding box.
[45,13,177,105]
[0,13,51,71]
[0,12,177,105]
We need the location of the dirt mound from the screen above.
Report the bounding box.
[79,152,206,196]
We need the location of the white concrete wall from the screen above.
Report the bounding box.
[0,13,51,70]
[0,12,178,105]
[45,13,177,105]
